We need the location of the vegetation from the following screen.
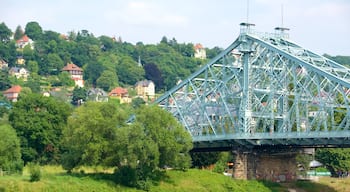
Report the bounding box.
[0,165,344,192]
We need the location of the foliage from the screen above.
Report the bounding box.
[9,93,71,164]
[24,21,43,40]
[61,103,192,189]
[191,151,220,168]
[61,102,129,171]
[0,22,12,43]
[13,25,25,41]
[28,163,41,182]
[58,71,75,87]
[0,124,23,174]
[96,70,118,91]
[71,86,87,105]
[213,152,232,174]
[315,148,350,175]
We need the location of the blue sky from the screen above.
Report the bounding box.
[1,0,349,55]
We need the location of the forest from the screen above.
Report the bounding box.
[1,21,350,190]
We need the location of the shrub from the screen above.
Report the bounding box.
[28,163,41,182]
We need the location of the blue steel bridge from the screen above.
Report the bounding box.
[155,23,350,151]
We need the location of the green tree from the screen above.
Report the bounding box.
[0,22,12,43]
[315,148,350,175]
[14,25,25,40]
[135,105,193,170]
[27,60,39,74]
[116,56,145,85]
[9,93,71,164]
[25,21,43,40]
[0,69,11,91]
[96,70,118,91]
[61,102,129,171]
[0,124,23,173]
[58,71,75,87]
[71,86,87,105]
[46,53,64,75]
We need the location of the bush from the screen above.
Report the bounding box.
[28,163,41,182]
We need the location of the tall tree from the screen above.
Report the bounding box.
[9,94,71,164]
[0,22,12,43]
[61,102,129,171]
[25,21,43,40]
[116,55,145,85]
[96,70,118,91]
[0,124,23,173]
[71,86,87,105]
[14,25,25,40]
[316,148,350,175]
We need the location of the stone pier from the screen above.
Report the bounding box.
[233,148,298,181]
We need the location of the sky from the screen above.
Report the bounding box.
[1,0,349,56]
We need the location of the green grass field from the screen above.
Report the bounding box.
[0,166,348,192]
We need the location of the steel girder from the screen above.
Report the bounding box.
[155,27,350,149]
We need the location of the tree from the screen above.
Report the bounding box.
[96,70,118,91]
[116,56,145,85]
[14,25,25,40]
[0,69,11,91]
[46,53,64,75]
[58,71,75,87]
[9,93,71,164]
[144,63,164,90]
[315,148,350,175]
[0,22,12,43]
[27,60,39,74]
[0,124,23,173]
[61,102,129,171]
[71,87,87,105]
[25,21,43,40]
[135,105,193,170]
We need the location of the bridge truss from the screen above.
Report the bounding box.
[155,24,350,150]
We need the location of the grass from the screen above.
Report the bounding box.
[0,166,348,192]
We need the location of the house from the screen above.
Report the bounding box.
[62,63,84,87]
[9,67,29,80]
[0,58,8,69]
[16,35,34,49]
[135,80,155,101]
[194,43,206,59]
[3,85,22,102]
[16,56,25,65]
[109,87,131,103]
[87,88,108,102]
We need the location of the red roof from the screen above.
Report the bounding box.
[109,87,128,96]
[194,43,203,49]
[4,85,22,94]
[16,35,30,43]
[62,63,83,72]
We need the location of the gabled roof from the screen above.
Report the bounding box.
[62,63,83,72]
[4,85,22,94]
[109,87,128,96]
[16,35,31,43]
[194,43,204,49]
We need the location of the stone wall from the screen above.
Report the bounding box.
[233,150,297,181]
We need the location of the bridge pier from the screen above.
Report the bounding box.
[233,148,298,181]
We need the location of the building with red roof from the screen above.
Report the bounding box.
[194,43,206,59]
[16,35,34,49]
[62,63,84,87]
[109,87,131,103]
[3,85,22,102]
